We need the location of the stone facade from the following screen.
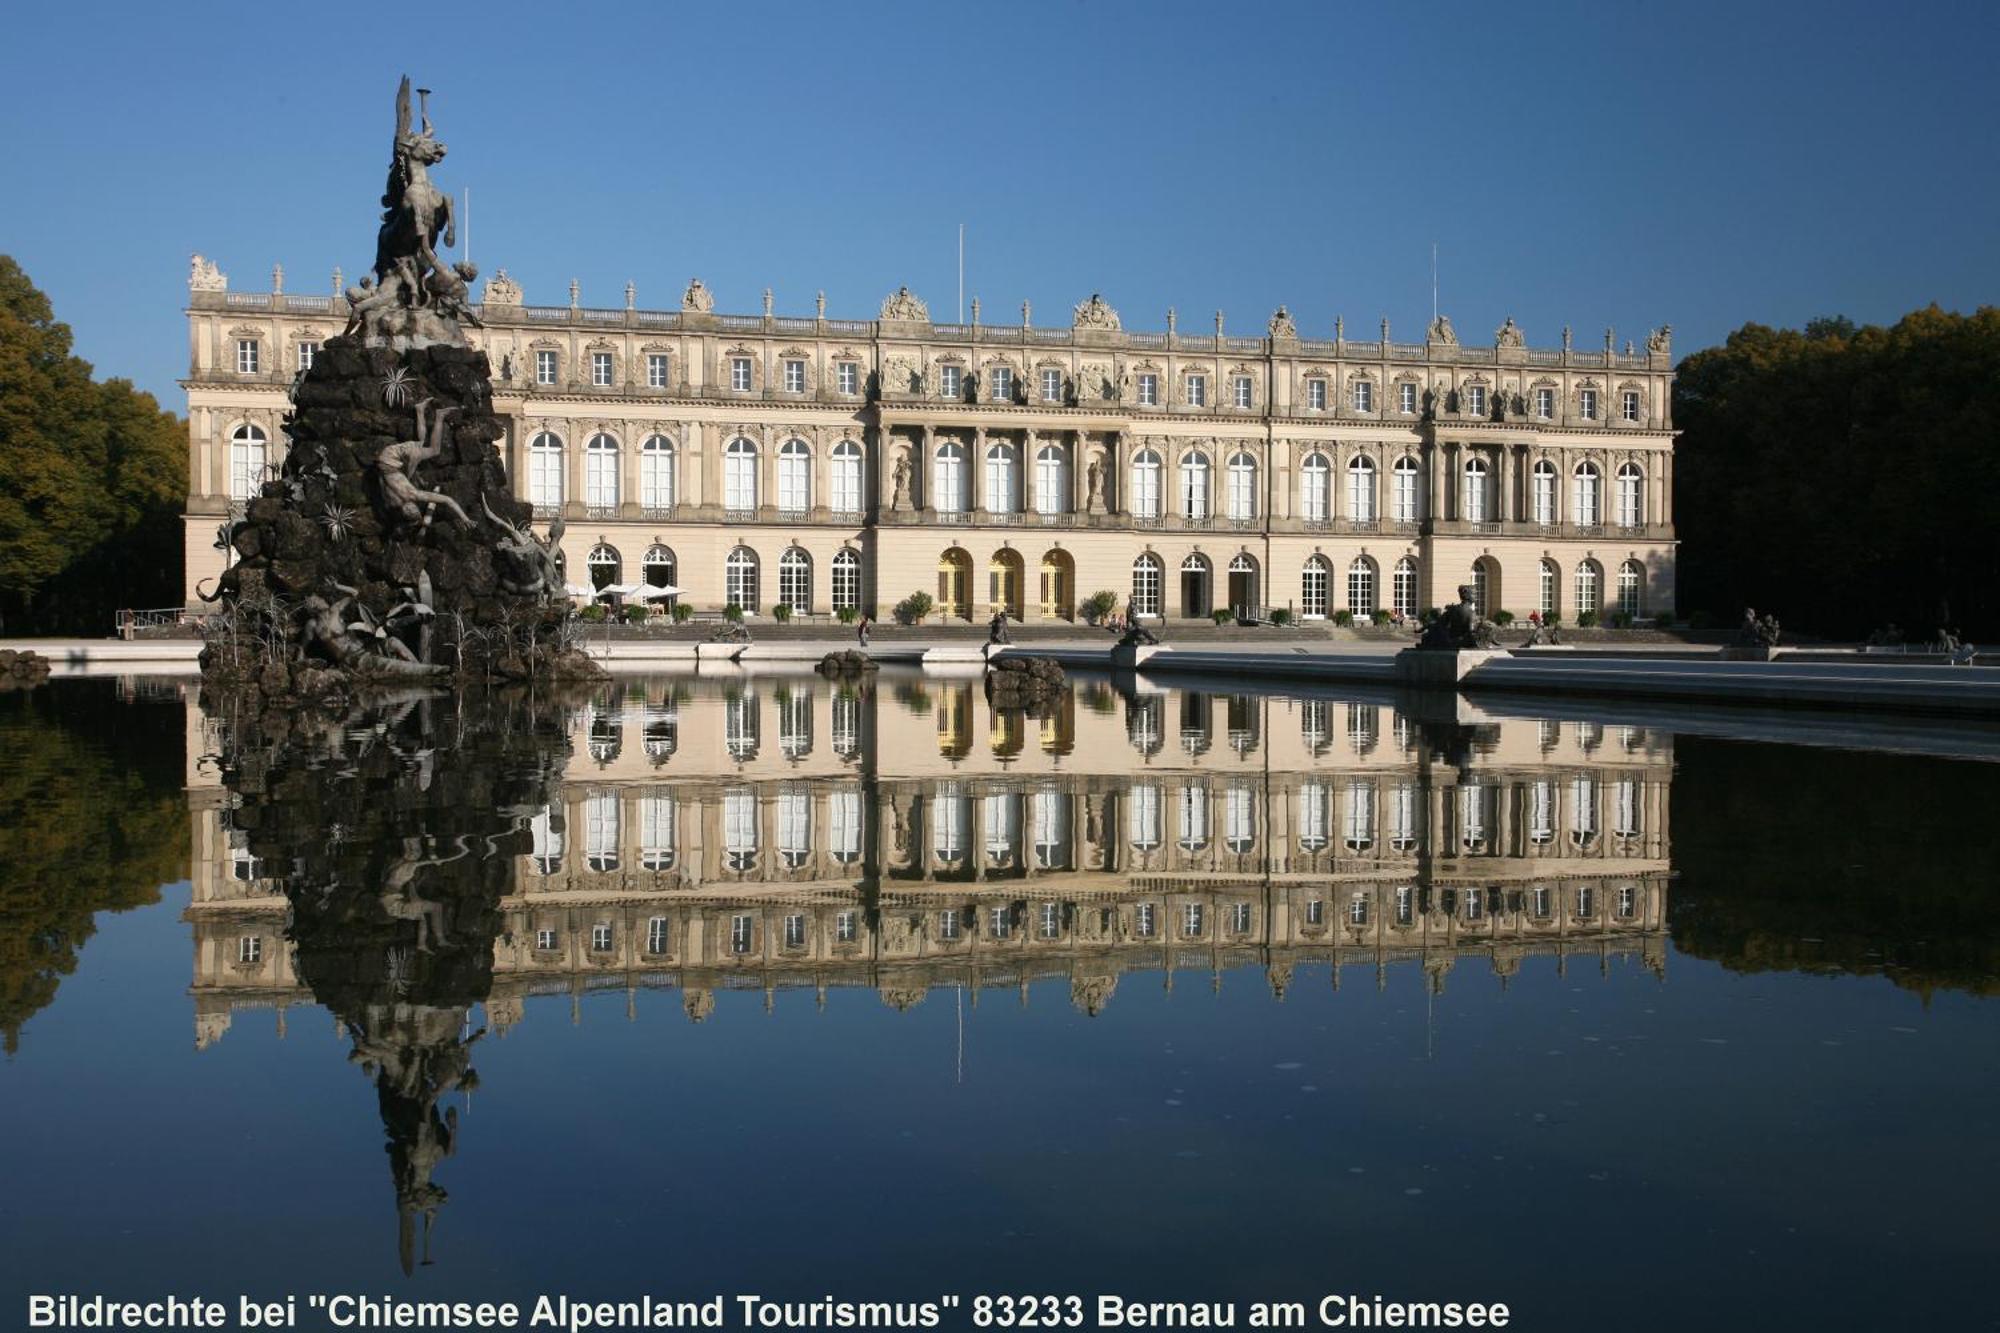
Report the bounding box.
[183,266,1676,623]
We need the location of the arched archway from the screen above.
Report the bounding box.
[936,548,973,620]
[1469,556,1501,618]
[587,542,621,592]
[1180,552,1212,619]
[1039,549,1074,620]
[1228,553,1260,618]
[989,548,1024,619]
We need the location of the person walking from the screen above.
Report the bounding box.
[857,614,872,648]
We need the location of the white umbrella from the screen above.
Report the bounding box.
[632,583,681,600]
[564,582,597,598]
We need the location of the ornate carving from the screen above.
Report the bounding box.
[1268,306,1298,339]
[681,278,714,313]
[1074,362,1110,404]
[1072,293,1121,331]
[881,354,917,395]
[1427,314,1458,346]
[353,77,463,349]
[1495,317,1525,348]
[879,286,930,322]
[190,253,227,292]
[1647,325,1673,355]
[482,269,522,306]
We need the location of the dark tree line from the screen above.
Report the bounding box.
[0,256,186,634]
[1673,305,2000,640]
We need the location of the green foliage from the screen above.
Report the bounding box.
[1080,590,1119,624]
[1270,608,1294,626]
[1211,608,1234,625]
[578,603,607,623]
[671,602,693,623]
[772,603,792,623]
[1578,609,1600,628]
[835,606,858,624]
[622,605,650,625]
[1676,305,2000,637]
[1370,609,1392,626]
[1330,609,1353,627]
[0,257,186,631]
[895,591,933,625]
[1419,606,1442,625]
[722,603,745,623]
[1493,610,1515,626]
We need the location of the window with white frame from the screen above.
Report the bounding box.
[1535,386,1554,419]
[1574,560,1600,619]
[1307,377,1328,410]
[591,351,613,386]
[1347,455,1376,522]
[1348,558,1376,617]
[1392,456,1419,522]
[229,424,267,501]
[1615,779,1641,840]
[985,441,1018,514]
[938,908,961,941]
[1041,367,1063,402]
[591,922,614,951]
[1225,452,1256,521]
[1352,379,1374,412]
[647,352,670,388]
[721,436,759,511]
[830,790,862,864]
[1579,387,1599,420]
[730,913,754,953]
[1137,372,1158,406]
[535,349,558,385]
[1622,390,1640,422]
[585,792,620,871]
[830,439,862,514]
[1182,902,1205,939]
[1392,557,1418,618]
[584,434,619,509]
[831,548,860,612]
[837,361,859,395]
[1574,462,1602,526]
[1298,781,1330,852]
[1185,373,1207,407]
[1130,449,1161,519]
[1616,462,1644,528]
[646,916,669,954]
[1300,453,1330,521]
[238,935,262,964]
[725,546,759,610]
[1398,381,1417,414]
[528,431,563,509]
[536,927,559,950]
[297,341,318,371]
[933,440,968,513]
[730,357,753,392]
[778,792,811,869]
[1131,553,1163,618]
[1532,459,1558,525]
[586,542,620,592]
[1225,787,1256,853]
[1181,453,1211,519]
[1135,901,1157,937]
[778,547,811,612]
[784,359,806,393]
[1539,559,1558,616]
[1301,556,1329,618]
[938,363,962,399]
[1034,442,1068,515]
[1617,560,1643,617]
[989,365,1013,402]
[1345,781,1376,851]
[777,438,810,514]
[1466,384,1487,416]
[640,436,674,511]
[1177,784,1210,851]
[1233,375,1253,409]
[1128,785,1162,852]
[236,339,260,374]
[1463,457,1491,522]
[836,910,858,943]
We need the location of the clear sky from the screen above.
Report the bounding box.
[3,0,1995,408]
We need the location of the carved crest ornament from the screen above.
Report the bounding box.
[880,286,930,322]
[1268,306,1298,339]
[189,253,227,292]
[1495,317,1525,348]
[1427,314,1459,346]
[1072,293,1121,331]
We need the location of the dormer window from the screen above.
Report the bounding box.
[297,341,318,371]
[1580,388,1599,420]
[989,366,1013,402]
[1137,373,1159,406]
[1466,384,1486,416]
[1622,390,1640,422]
[837,362,859,395]
[647,353,670,388]
[1536,387,1554,419]
[1352,380,1374,412]
[1398,382,1417,414]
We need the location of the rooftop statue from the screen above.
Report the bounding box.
[880,286,930,322]
[1073,293,1122,331]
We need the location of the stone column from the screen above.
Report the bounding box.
[563,419,585,515]
[920,425,937,514]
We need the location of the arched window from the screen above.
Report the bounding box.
[1574,559,1601,619]
[528,431,564,510]
[1180,452,1211,520]
[988,548,1023,618]
[587,542,620,591]
[1300,452,1330,522]
[584,433,619,509]
[1127,784,1163,852]
[1225,451,1257,521]
[1392,456,1420,522]
[1298,781,1330,853]
[1617,559,1644,618]
[1392,557,1418,618]
[640,435,675,512]
[1301,555,1330,619]
[585,793,620,872]
[936,548,972,619]
[830,439,862,515]
[1347,455,1376,523]
[643,544,676,589]
[227,424,268,502]
[1574,462,1602,526]
[724,437,758,512]
[777,438,811,515]
[1616,462,1644,528]
[1462,456,1491,522]
[985,440,1018,514]
[1347,558,1377,617]
[1177,785,1210,853]
[1469,559,1493,618]
[1344,781,1376,852]
[933,440,968,513]
[1532,459,1557,526]
[1180,552,1211,619]
[777,547,811,613]
[830,548,860,613]
[1227,552,1259,615]
[1130,448,1162,519]
[1539,558,1559,617]
[1131,553,1163,618]
[1034,441,1069,515]
[725,546,758,610]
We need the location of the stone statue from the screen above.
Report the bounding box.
[1427,314,1458,346]
[1496,317,1525,348]
[879,286,930,322]
[377,399,473,529]
[350,78,462,347]
[424,260,482,328]
[482,495,566,601]
[499,353,513,382]
[1268,306,1298,339]
[1647,325,1673,356]
[890,449,912,510]
[189,253,227,292]
[1733,607,1781,649]
[1416,585,1498,650]
[1072,293,1121,331]
[300,583,445,678]
[681,278,714,313]
[1085,454,1105,507]
[481,269,522,306]
[881,354,917,395]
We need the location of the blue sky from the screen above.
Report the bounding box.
[2,0,1995,408]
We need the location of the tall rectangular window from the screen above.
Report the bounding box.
[592,352,613,386]
[647,353,669,388]
[785,359,806,393]
[236,340,259,374]
[1307,378,1327,410]
[1466,385,1486,416]
[536,350,557,385]
[1185,374,1206,407]
[731,357,752,392]
[297,342,318,371]
[1622,390,1640,422]
[1580,388,1598,420]
[1536,387,1554,419]
[1041,368,1063,402]
[989,366,1013,402]
[1398,382,1417,414]
[1137,373,1158,406]
[647,917,668,954]
[1352,380,1373,412]
[939,364,961,398]
[1233,376,1253,408]
[837,362,858,395]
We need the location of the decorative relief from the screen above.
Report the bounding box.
[880,286,930,322]
[190,254,227,292]
[1647,326,1673,355]
[1427,315,1458,346]
[1072,293,1121,331]
[483,269,523,306]
[1495,317,1524,348]
[681,278,714,313]
[881,354,918,394]
[1268,306,1298,339]
[1074,363,1111,404]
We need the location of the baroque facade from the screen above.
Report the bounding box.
[183,262,1677,623]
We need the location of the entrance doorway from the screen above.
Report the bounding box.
[937,548,972,620]
[1039,549,1074,620]
[1180,553,1212,618]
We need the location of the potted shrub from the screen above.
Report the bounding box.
[896,591,934,625]
[623,605,650,625]
[1081,590,1119,625]
[1493,609,1515,626]
[836,606,857,625]
[579,603,607,623]
[1578,609,1600,628]
[1271,608,1294,627]
[1370,609,1392,627]
[722,603,745,624]
[671,602,693,624]
[1331,609,1354,627]
[1211,608,1234,626]
[772,603,793,624]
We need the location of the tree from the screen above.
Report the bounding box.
[1674,304,2000,639]
[0,256,185,633]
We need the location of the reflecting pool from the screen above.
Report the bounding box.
[1,674,1995,1330]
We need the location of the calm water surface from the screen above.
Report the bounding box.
[1,674,1995,1331]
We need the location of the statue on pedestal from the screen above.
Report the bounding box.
[1416,585,1499,650]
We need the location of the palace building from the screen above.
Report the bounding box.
[181,259,1677,624]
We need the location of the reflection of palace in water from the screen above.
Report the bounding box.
[185,677,1670,1042]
